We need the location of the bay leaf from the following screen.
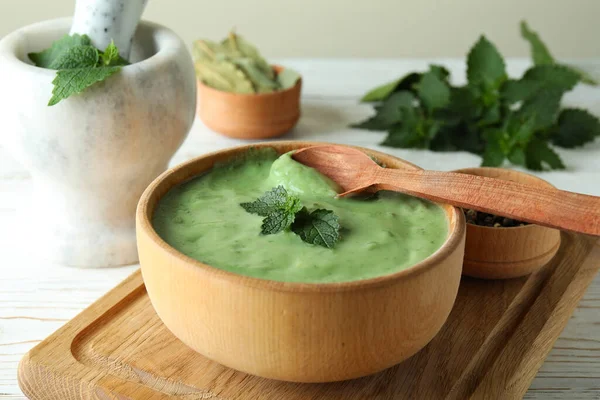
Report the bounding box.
[195,60,255,94]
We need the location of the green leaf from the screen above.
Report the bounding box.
[48,66,121,106]
[551,108,600,148]
[508,147,526,166]
[481,130,506,167]
[291,208,340,248]
[429,65,451,82]
[467,36,507,88]
[416,71,451,111]
[352,91,415,131]
[29,34,91,68]
[517,88,563,130]
[523,64,580,92]
[240,186,302,217]
[566,65,598,86]
[520,21,554,65]
[100,40,129,66]
[525,138,565,170]
[360,73,422,102]
[276,68,301,90]
[501,78,543,104]
[48,45,99,70]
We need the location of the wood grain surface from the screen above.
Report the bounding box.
[17,232,600,400]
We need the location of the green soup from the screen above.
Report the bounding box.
[153,149,448,283]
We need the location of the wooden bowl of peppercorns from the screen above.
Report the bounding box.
[454,167,561,279]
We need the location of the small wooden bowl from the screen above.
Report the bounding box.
[137,141,466,383]
[454,167,561,280]
[196,65,301,139]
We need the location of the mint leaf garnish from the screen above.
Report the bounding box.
[240,186,303,234]
[291,208,340,249]
[29,34,91,68]
[99,40,130,67]
[241,186,341,247]
[48,45,99,70]
[48,67,121,106]
[240,185,302,217]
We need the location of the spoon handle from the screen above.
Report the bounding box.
[374,168,600,236]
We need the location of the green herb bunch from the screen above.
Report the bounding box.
[352,22,600,171]
[193,31,300,94]
[241,186,341,248]
[29,34,129,106]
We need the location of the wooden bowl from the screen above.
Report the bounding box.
[454,167,561,280]
[136,141,466,383]
[196,65,301,139]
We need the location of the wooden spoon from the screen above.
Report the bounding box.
[292,145,600,236]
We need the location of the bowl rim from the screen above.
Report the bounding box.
[196,64,301,98]
[137,141,466,293]
[453,166,556,232]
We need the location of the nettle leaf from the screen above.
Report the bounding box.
[291,208,340,249]
[48,66,121,106]
[481,129,506,167]
[429,65,451,82]
[552,108,600,148]
[360,72,422,102]
[525,137,565,170]
[352,91,415,131]
[467,36,507,88]
[517,88,563,130]
[520,21,554,65]
[29,34,91,68]
[508,147,526,166]
[416,71,451,111]
[523,64,580,93]
[501,78,543,104]
[48,45,99,70]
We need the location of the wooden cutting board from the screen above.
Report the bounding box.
[18,232,600,400]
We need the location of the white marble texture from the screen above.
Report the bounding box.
[70,0,149,59]
[0,59,599,398]
[0,18,196,267]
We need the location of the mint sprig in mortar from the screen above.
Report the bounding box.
[351,21,600,171]
[29,35,129,106]
[241,186,341,248]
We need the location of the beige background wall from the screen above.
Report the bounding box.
[0,0,598,59]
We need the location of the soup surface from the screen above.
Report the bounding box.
[153,149,448,283]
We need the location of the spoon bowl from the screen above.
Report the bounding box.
[293,145,600,236]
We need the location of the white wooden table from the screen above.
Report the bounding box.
[1,59,599,399]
